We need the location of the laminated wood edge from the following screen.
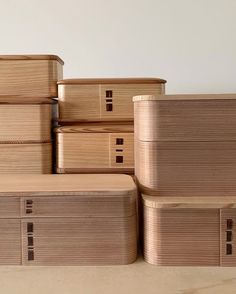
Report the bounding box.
[57,118,134,124]
[0,140,52,144]
[0,97,56,104]
[56,168,135,174]
[58,77,167,85]
[0,55,64,65]
[55,124,134,133]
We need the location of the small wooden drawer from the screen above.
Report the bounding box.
[133,94,236,141]
[55,124,134,174]
[143,195,236,266]
[0,143,52,174]
[0,174,137,265]
[0,98,53,142]
[58,78,166,122]
[136,140,236,196]
[0,55,63,98]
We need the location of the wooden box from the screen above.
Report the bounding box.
[143,195,236,266]
[0,97,53,142]
[0,55,63,98]
[0,174,137,265]
[0,143,52,174]
[58,78,166,122]
[134,94,236,196]
[55,123,134,174]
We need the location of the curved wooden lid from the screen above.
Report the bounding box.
[142,194,236,209]
[0,55,64,65]
[0,97,55,104]
[133,94,236,102]
[58,78,167,85]
[55,123,134,133]
[0,174,136,196]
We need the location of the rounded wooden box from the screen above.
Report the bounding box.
[0,98,54,142]
[142,194,236,266]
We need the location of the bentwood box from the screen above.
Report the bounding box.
[55,123,134,174]
[143,195,236,266]
[0,97,53,142]
[0,55,64,98]
[0,143,52,174]
[0,174,137,265]
[57,78,166,122]
[133,94,236,196]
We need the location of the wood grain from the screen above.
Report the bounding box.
[0,55,64,64]
[0,58,63,97]
[58,79,165,122]
[0,104,52,142]
[58,78,167,85]
[134,95,236,141]
[56,126,134,173]
[0,143,52,174]
[135,140,236,196]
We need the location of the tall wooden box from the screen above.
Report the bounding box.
[0,97,53,142]
[0,55,63,98]
[0,143,52,174]
[0,174,137,265]
[134,94,236,196]
[55,123,134,174]
[143,195,236,266]
[58,78,166,122]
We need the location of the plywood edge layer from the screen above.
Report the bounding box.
[0,55,64,65]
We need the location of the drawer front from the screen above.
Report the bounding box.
[144,207,220,266]
[100,84,164,119]
[220,209,236,266]
[58,84,100,121]
[57,133,109,170]
[0,197,20,218]
[0,219,21,265]
[109,133,134,168]
[0,60,61,98]
[21,195,136,218]
[0,143,52,174]
[22,217,137,265]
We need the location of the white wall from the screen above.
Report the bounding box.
[0,0,235,93]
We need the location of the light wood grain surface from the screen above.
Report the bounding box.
[58,78,167,84]
[1,259,236,294]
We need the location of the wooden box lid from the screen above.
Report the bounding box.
[55,123,134,134]
[142,194,236,209]
[58,77,167,85]
[0,174,136,197]
[0,55,64,65]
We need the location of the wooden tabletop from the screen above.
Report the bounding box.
[0,258,235,294]
[0,55,64,65]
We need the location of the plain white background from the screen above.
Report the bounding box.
[0,0,235,94]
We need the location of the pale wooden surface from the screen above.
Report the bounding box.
[0,174,136,195]
[0,55,64,64]
[0,259,236,294]
[58,77,167,84]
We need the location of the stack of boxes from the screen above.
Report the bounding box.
[0,55,63,173]
[55,78,166,174]
[134,94,236,266]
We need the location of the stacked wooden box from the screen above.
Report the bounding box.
[0,55,63,173]
[133,94,236,266]
[55,78,166,174]
[0,174,137,265]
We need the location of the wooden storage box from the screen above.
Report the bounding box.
[0,174,137,265]
[0,97,53,142]
[134,94,236,196]
[58,78,166,122]
[55,123,134,174]
[0,55,63,98]
[0,143,52,174]
[143,195,236,266]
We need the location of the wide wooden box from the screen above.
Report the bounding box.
[55,123,134,174]
[0,98,53,142]
[143,195,236,266]
[0,143,52,174]
[0,174,137,265]
[0,55,63,98]
[58,78,166,122]
[134,94,236,196]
